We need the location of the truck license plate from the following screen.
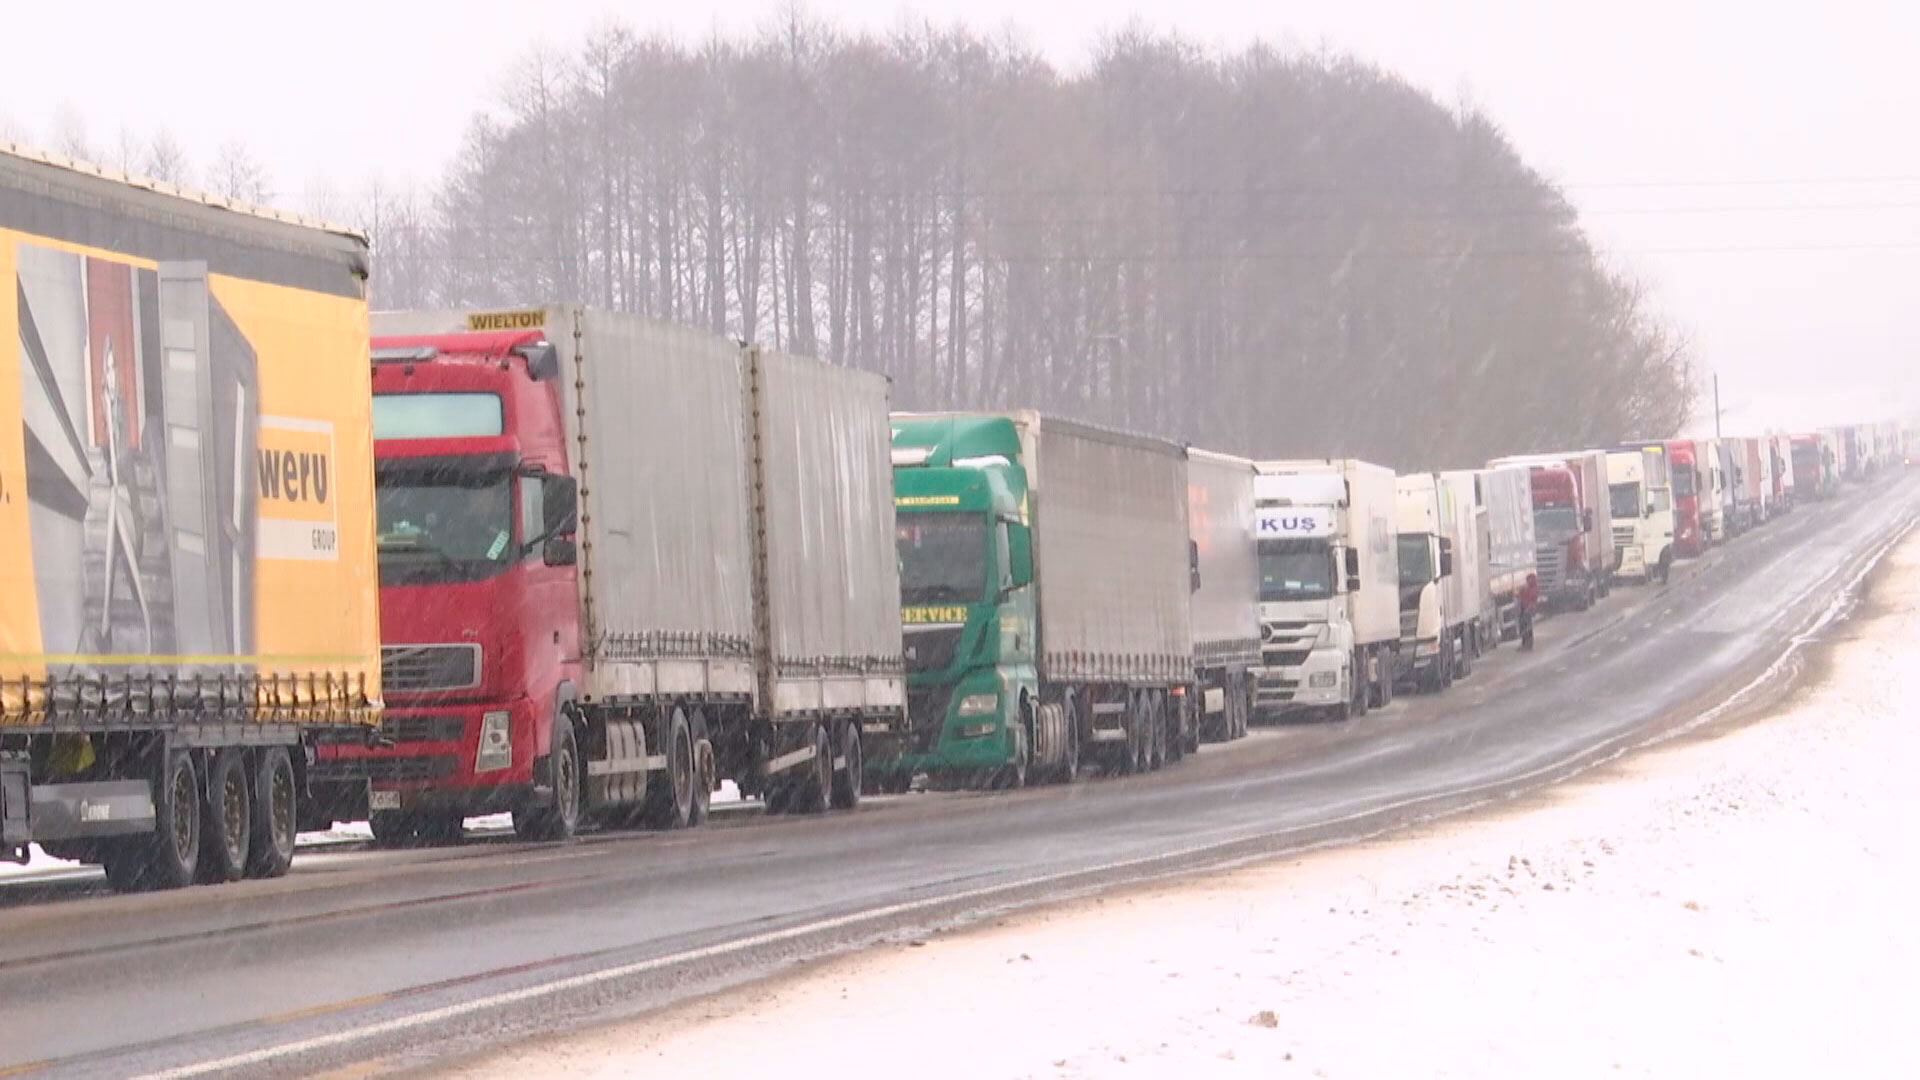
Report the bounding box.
[369,789,401,811]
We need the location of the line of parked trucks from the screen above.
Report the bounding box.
[3,148,1914,889]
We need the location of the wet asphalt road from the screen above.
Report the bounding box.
[4,476,1916,1078]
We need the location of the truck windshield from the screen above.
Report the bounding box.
[1258,538,1333,602]
[1397,534,1434,585]
[1534,506,1579,539]
[897,511,987,605]
[377,470,516,585]
[1609,482,1640,519]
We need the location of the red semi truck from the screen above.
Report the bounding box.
[312,307,907,841]
[1489,456,1608,611]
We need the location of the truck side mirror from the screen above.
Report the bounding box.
[542,536,578,567]
[1582,509,1594,531]
[1189,539,1202,593]
[1438,537,1454,578]
[1006,521,1034,589]
[1344,546,1361,581]
[542,474,579,538]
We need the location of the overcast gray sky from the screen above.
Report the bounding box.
[5,0,1917,433]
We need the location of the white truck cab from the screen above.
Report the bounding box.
[1251,461,1400,722]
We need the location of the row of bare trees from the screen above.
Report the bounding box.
[27,16,1698,467]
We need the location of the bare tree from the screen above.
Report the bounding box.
[209,140,271,203]
[143,131,193,186]
[402,20,1694,462]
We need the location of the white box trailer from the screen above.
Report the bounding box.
[1489,449,1615,595]
[1439,471,1494,657]
[1186,449,1260,742]
[1251,459,1401,720]
[1481,465,1539,640]
[1394,472,1472,692]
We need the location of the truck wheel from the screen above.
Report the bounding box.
[794,724,833,814]
[999,721,1031,789]
[1458,634,1474,679]
[1378,660,1395,709]
[1147,695,1166,772]
[1351,653,1370,718]
[109,749,200,892]
[1120,696,1146,775]
[197,748,252,883]
[830,721,864,809]
[1057,694,1083,783]
[689,710,715,826]
[1439,638,1456,690]
[246,747,297,879]
[642,709,696,829]
[516,718,583,840]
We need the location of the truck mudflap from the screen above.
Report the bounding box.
[1617,545,1648,580]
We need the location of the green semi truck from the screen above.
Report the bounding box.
[877,412,1197,789]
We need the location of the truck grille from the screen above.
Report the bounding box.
[380,714,467,744]
[1535,545,1566,591]
[1400,610,1419,639]
[906,685,955,753]
[382,644,480,694]
[1255,671,1299,702]
[903,624,965,675]
[309,754,458,784]
[1612,525,1637,548]
[1261,649,1310,669]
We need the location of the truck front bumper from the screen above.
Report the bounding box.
[1253,648,1346,713]
[310,695,544,818]
[869,673,1015,776]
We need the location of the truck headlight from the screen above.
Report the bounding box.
[1308,671,1338,689]
[956,693,999,717]
[476,710,512,773]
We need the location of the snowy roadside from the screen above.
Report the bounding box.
[451,533,1920,1079]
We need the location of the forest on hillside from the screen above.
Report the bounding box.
[51,16,1698,467]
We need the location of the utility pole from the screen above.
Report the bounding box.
[1713,374,1722,439]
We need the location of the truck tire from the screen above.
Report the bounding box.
[1055,693,1083,784]
[197,748,252,883]
[1351,651,1370,718]
[830,721,864,809]
[107,749,200,892]
[516,718,582,840]
[1147,694,1166,772]
[1457,633,1474,679]
[247,747,297,879]
[793,724,833,814]
[997,721,1031,789]
[1370,651,1394,710]
[642,709,696,829]
[1439,638,1456,691]
[689,709,715,826]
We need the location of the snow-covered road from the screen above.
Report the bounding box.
[455,533,1920,1079]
